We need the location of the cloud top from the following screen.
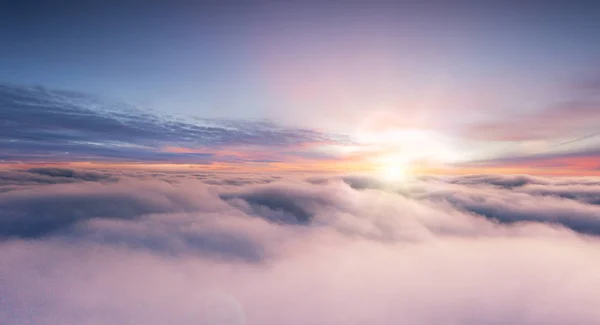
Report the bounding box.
[2,171,600,324]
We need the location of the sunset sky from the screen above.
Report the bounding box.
[4,2,600,325]
[2,0,600,176]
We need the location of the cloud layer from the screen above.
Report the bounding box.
[2,170,600,324]
[0,84,348,164]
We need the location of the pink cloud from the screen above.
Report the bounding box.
[2,172,600,324]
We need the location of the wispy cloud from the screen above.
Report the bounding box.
[0,84,350,164]
[461,99,600,142]
[454,148,600,175]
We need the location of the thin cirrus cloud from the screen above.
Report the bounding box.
[2,170,600,324]
[455,148,600,175]
[460,99,600,142]
[3,82,600,175]
[0,84,350,165]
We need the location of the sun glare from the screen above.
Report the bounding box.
[377,162,410,182]
[355,127,461,181]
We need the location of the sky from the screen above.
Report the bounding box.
[4,2,600,324]
[1,0,600,175]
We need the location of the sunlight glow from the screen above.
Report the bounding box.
[376,161,410,182]
[355,127,462,180]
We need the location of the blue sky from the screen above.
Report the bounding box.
[1,0,600,174]
[2,1,598,121]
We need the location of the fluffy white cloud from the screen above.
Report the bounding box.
[2,171,600,324]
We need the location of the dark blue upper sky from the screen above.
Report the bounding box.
[2,0,599,123]
[1,1,270,118]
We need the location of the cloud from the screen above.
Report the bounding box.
[412,182,600,236]
[2,172,600,324]
[461,99,600,142]
[0,168,117,194]
[0,179,202,238]
[0,84,349,163]
[68,214,269,262]
[456,148,600,174]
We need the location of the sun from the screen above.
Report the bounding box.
[354,127,462,181]
[371,151,415,182]
[377,162,410,182]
